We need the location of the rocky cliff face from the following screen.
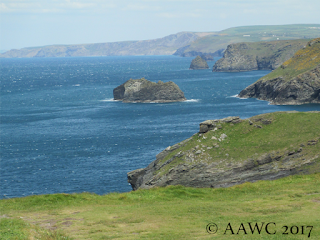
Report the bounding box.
[189,56,209,70]
[127,112,320,190]
[238,38,320,105]
[212,40,308,72]
[113,78,186,103]
[239,65,320,105]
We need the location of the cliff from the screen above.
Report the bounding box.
[0,32,201,58]
[3,24,320,58]
[212,39,309,72]
[175,24,320,58]
[113,78,186,103]
[128,111,320,190]
[189,56,209,70]
[238,38,320,105]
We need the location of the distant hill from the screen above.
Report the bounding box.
[175,24,320,57]
[1,24,320,58]
[0,32,208,58]
[238,38,320,105]
[212,39,309,72]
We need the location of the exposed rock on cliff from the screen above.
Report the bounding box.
[127,112,320,190]
[189,56,209,70]
[238,38,320,105]
[212,39,309,72]
[113,78,186,103]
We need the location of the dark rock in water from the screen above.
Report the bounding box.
[113,78,186,103]
[189,56,209,70]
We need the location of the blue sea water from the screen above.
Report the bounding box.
[1,55,319,199]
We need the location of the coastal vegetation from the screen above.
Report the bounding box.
[180,24,320,57]
[2,24,319,58]
[239,38,320,104]
[1,172,320,239]
[128,111,320,190]
[212,39,309,72]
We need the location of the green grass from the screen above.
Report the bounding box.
[259,38,320,82]
[155,112,320,175]
[1,173,320,239]
[186,24,320,54]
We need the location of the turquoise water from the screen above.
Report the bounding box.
[1,55,319,199]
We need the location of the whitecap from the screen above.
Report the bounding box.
[72,84,80,87]
[184,99,200,103]
[229,94,247,99]
[100,98,119,102]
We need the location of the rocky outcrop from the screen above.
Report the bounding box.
[238,65,320,105]
[212,40,308,72]
[238,38,320,105]
[127,112,320,190]
[189,56,209,70]
[113,78,186,103]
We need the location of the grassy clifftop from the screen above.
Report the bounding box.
[1,173,320,239]
[212,39,309,72]
[179,24,320,56]
[261,38,320,82]
[238,38,320,104]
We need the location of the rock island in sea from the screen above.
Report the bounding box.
[113,78,186,103]
[189,55,209,70]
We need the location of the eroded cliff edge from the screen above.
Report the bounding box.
[128,112,320,190]
[113,78,186,103]
[238,38,320,105]
[212,39,308,72]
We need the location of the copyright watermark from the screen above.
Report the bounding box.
[206,222,314,237]
[206,223,218,234]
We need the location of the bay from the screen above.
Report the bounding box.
[0,55,319,199]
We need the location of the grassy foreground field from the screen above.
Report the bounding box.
[1,173,320,239]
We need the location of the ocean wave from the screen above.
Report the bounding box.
[72,84,80,87]
[229,94,247,99]
[184,99,200,103]
[100,98,119,102]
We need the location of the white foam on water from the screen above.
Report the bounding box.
[184,99,200,103]
[100,98,119,102]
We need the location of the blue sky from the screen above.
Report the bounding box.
[1,0,320,50]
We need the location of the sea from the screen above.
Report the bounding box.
[1,55,319,199]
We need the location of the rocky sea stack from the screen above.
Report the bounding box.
[238,38,320,105]
[212,39,308,72]
[189,56,209,70]
[113,78,186,103]
[128,111,320,190]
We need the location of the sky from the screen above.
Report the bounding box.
[1,0,320,51]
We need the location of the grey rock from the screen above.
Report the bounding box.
[238,64,320,105]
[189,56,209,70]
[113,78,186,103]
[212,40,307,72]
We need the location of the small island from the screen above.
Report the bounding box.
[113,78,186,103]
[189,55,209,70]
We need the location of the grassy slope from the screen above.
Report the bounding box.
[1,112,320,239]
[155,112,320,175]
[259,38,320,82]
[0,174,320,239]
[186,24,320,54]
